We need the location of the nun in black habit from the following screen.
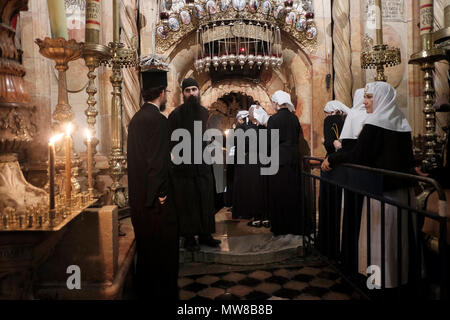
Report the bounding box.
[336,88,368,275]
[168,78,219,252]
[232,109,268,225]
[127,67,179,299]
[265,91,306,236]
[322,81,416,289]
[318,100,350,259]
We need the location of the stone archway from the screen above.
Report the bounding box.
[163,29,314,145]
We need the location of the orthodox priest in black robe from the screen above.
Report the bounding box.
[168,78,220,252]
[127,67,179,299]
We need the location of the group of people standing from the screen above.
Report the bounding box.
[319,81,420,291]
[127,66,312,299]
[227,92,311,236]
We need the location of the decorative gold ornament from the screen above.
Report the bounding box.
[35,37,84,124]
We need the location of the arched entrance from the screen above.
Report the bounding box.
[207,91,257,131]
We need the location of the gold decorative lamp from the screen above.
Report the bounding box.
[409,0,446,171]
[361,0,401,81]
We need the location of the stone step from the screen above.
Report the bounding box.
[180,234,305,266]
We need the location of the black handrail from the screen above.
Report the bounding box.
[303,156,447,204]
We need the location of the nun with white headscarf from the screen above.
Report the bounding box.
[339,88,369,152]
[323,100,350,155]
[317,100,350,259]
[322,82,416,289]
[265,90,310,236]
[338,88,369,275]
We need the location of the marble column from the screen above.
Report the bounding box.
[332,0,353,108]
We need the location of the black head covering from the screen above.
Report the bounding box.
[142,69,167,90]
[182,78,199,91]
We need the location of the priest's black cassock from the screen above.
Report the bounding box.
[267,108,305,235]
[232,122,267,221]
[168,100,215,238]
[127,100,179,299]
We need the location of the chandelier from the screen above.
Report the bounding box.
[157,0,317,73]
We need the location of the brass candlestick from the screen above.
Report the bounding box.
[82,44,112,197]
[410,20,446,171]
[36,37,84,198]
[102,41,136,207]
[35,38,83,124]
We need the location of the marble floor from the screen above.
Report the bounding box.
[178,261,360,300]
[177,208,360,300]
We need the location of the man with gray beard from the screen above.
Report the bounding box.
[168,78,220,252]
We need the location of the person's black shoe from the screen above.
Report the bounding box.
[184,237,200,252]
[262,220,271,228]
[198,235,221,248]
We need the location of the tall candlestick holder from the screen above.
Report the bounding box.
[101,41,137,207]
[82,43,112,195]
[36,37,85,197]
[409,34,446,171]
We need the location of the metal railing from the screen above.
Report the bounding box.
[300,156,448,300]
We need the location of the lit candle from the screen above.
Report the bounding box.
[85,0,101,44]
[420,0,434,35]
[47,0,68,39]
[113,0,120,42]
[65,123,73,207]
[375,0,383,45]
[49,133,64,210]
[86,129,94,195]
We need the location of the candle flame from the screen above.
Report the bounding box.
[86,129,92,142]
[225,129,230,136]
[49,133,64,146]
[65,123,73,136]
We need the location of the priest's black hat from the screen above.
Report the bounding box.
[182,78,199,91]
[141,69,168,90]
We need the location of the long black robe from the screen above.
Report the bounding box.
[232,122,267,220]
[168,103,215,237]
[267,109,307,235]
[328,124,417,286]
[318,115,345,259]
[339,138,364,275]
[127,103,179,299]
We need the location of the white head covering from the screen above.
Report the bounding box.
[250,104,270,126]
[236,110,249,120]
[364,82,412,132]
[324,100,351,115]
[271,90,295,112]
[339,89,369,140]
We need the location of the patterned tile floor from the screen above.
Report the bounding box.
[178,262,361,300]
